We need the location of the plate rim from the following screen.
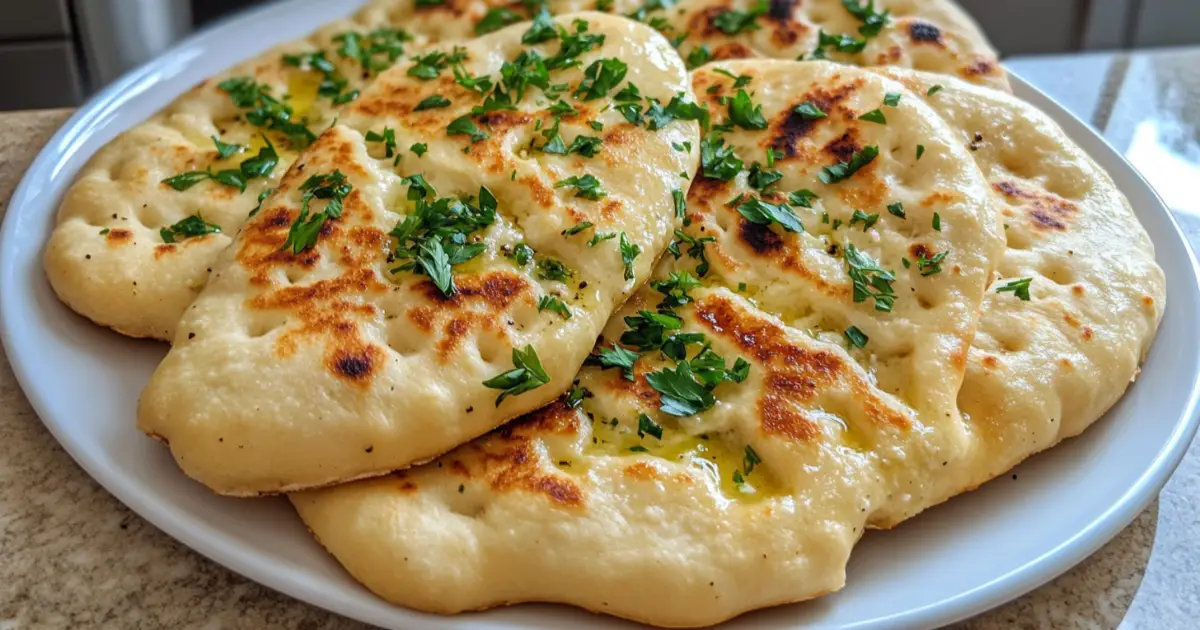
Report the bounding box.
[2,4,1199,627]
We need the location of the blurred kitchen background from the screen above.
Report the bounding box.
[1,0,1198,111]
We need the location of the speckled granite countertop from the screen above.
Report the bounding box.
[2,48,1198,629]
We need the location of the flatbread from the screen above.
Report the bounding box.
[372,0,1008,91]
[137,13,701,495]
[45,0,1002,342]
[672,0,1008,90]
[292,59,1007,626]
[44,0,440,340]
[870,67,1164,509]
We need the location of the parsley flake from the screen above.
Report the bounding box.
[538,295,572,319]
[713,0,768,34]
[619,232,641,280]
[819,145,879,184]
[858,108,887,124]
[728,89,768,130]
[555,174,608,200]
[160,215,221,244]
[738,197,805,233]
[574,58,628,100]
[997,277,1033,301]
[482,344,551,406]
[845,326,869,348]
[447,116,490,143]
[916,249,948,276]
[587,343,640,380]
[794,101,827,120]
[844,243,895,311]
[414,94,451,111]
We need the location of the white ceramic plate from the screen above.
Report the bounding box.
[3,2,1199,628]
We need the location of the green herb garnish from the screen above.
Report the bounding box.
[159,215,221,244]
[483,344,551,406]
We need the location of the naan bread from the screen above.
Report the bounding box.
[659,0,1008,91]
[870,67,1164,509]
[137,13,701,495]
[46,0,1001,342]
[292,60,1007,626]
[44,0,442,340]
[370,0,1008,90]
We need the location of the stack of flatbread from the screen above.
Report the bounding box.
[44,0,1165,625]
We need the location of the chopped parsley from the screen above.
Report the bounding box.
[794,101,827,119]
[637,414,664,439]
[588,232,617,246]
[819,145,879,184]
[162,134,279,193]
[842,0,890,37]
[281,170,353,254]
[887,202,905,218]
[849,209,880,230]
[555,174,607,200]
[446,116,490,143]
[619,232,641,280]
[643,95,710,132]
[575,57,627,100]
[667,229,716,276]
[728,89,768,130]
[916,144,925,160]
[211,136,240,159]
[844,325,869,348]
[712,0,768,34]
[389,185,497,296]
[537,295,572,319]
[916,249,948,276]
[932,212,942,230]
[737,197,805,233]
[672,188,687,219]
[997,277,1033,301]
[646,350,749,417]
[507,242,535,266]
[565,382,589,408]
[500,49,551,102]
[686,45,712,69]
[282,50,355,105]
[815,29,867,55]
[545,21,605,70]
[365,127,397,158]
[334,28,411,74]
[858,108,887,124]
[651,271,702,309]
[522,9,558,44]
[747,162,783,190]
[700,136,743,181]
[563,221,595,236]
[410,142,428,157]
[587,343,640,380]
[414,94,451,111]
[743,445,761,474]
[535,257,574,282]
[883,91,902,107]
[217,77,315,148]
[159,215,221,244]
[927,84,944,96]
[482,344,551,406]
[844,243,896,312]
[407,47,466,80]
[789,189,818,208]
[475,7,524,35]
